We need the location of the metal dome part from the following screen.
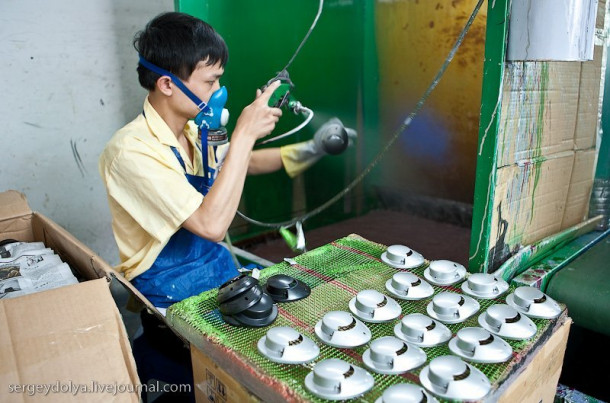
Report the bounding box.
[218,284,264,315]
[381,245,425,269]
[375,383,439,403]
[314,311,372,348]
[393,313,452,347]
[420,355,491,400]
[506,286,562,319]
[257,326,320,364]
[229,293,278,328]
[385,272,434,300]
[304,358,375,401]
[426,292,480,324]
[424,260,467,286]
[217,274,259,304]
[448,327,513,363]
[348,290,402,323]
[362,336,427,374]
[264,274,311,302]
[461,273,509,300]
[478,304,537,340]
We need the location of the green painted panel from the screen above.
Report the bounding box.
[468,0,509,273]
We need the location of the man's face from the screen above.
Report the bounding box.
[180,59,224,118]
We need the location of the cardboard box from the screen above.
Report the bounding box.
[191,346,258,403]
[0,190,144,402]
[486,40,603,270]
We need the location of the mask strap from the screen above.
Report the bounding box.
[138,56,207,110]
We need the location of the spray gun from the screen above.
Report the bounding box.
[257,70,315,145]
[263,70,298,111]
[258,70,354,153]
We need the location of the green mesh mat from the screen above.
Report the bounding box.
[167,235,562,402]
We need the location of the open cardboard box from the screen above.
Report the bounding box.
[0,190,166,402]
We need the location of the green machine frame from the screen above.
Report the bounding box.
[469,0,510,274]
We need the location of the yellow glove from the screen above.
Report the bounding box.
[280,118,357,178]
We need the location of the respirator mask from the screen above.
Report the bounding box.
[138,56,230,145]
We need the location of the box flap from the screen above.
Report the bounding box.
[0,279,140,402]
[0,191,32,222]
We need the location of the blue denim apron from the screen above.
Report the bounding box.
[132,140,238,308]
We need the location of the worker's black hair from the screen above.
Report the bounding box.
[133,12,228,91]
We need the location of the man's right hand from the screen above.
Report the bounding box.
[232,80,283,144]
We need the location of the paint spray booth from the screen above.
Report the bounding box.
[161,0,610,401]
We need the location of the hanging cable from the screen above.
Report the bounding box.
[224,1,325,266]
[282,0,325,73]
[237,0,486,229]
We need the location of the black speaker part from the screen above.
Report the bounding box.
[218,284,264,315]
[265,274,311,302]
[217,274,259,304]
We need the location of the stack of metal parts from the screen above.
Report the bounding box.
[217,274,278,327]
[168,235,566,402]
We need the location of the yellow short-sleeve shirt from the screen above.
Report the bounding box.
[99,97,229,280]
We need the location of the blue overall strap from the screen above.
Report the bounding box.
[138,56,207,110]
[170,146,187,172]
[170,143,209,179]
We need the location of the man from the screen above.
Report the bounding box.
[99,12,353,398]
[101,11,353,309]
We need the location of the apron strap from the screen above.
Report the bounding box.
[170,142,209,179]
[170,146,187,172]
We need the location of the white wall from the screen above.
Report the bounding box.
[0,0,172,265]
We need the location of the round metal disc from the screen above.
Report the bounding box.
[478,304,537,340]
[381,245,425,269]
[461,273,509,300]
[257,326,319,364]
[348,290,402,323]
[426,292,480,324]
[423,260,467,286]
[362,336,426,374]
[506,286,562,319]
[314,311,371,348]
[448,327,512,363]
[393,313,452,347]
[304,358,375,400]
[385,272,433,300]
[419,355,491,400]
